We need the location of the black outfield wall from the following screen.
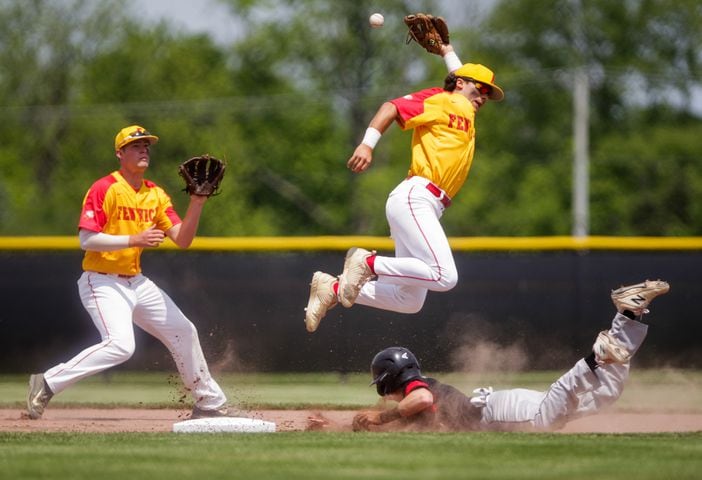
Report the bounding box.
[2,250,699,373]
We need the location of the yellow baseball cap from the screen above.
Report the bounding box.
[114,125,159,151]
[453,63,504,101]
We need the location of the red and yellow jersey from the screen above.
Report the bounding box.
[78,171,181,275]
[391,87,477,198]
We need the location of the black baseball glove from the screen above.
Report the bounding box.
[178,155,226,197]
[404,13,450,55]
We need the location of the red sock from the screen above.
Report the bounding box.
[366,254,376,274]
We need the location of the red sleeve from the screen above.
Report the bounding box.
[144,179,182,227]
[404,379,437,413]
[404,379,430,397]
[78,175,117,232]
[165,205,181,226]
[390,87,444,126]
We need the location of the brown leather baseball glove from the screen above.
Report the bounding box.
[178,154,226,197]
[404,13,450,55]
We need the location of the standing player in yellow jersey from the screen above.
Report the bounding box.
[27,125,235,420]
[304,42,503,332]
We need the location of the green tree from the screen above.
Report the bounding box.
[0,1,262,235]
[2,0,701,237]
[79,24,256,235]
[0,0,125,233]
[591,113,702,235]
[450,0,702,235]
[221,0,438,234]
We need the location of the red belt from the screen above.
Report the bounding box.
[97,272,136,279]
[425,182,452,208]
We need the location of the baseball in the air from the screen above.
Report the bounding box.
[369,13,384,28]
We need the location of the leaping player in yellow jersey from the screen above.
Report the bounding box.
[304,40,503,332]
[27,125,238,420]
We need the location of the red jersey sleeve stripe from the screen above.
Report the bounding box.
[165,205,181,225]
[144,180,182,227]
[404,379,437,412]
[78,174,118,232]
[391,87,444,125]
[404,379,430,396]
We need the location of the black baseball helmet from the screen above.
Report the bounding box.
[370,347,423,396]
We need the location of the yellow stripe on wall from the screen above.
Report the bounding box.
[1,236,701,251]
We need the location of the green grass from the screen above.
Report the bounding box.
[1,431,701,480]
[2,370,702,479]
[2,368,702,411]
[0,372,380,409]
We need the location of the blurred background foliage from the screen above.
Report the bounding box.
[0,0,700,236]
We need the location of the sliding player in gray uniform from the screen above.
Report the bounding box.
[352,280,670,432]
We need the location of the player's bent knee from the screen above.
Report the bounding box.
[396,301,425,314]
[169,321,202,344]
[433,269,458,292]
[396,291,426,313]
[108,340,136,364]
[393,287,427,313]
[181,321,200,338]
[598,385,624,406]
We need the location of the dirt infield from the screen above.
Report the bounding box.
[2,408,701,433]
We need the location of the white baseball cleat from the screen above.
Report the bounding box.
[27,373,53,420]
[338,247,375,308]
[304,271,338,333]
[610,279,670,315]
[593,330,631,364]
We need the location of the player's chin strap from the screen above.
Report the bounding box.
[469,386,493,408]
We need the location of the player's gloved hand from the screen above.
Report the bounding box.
[469,386,493,408]
[404,13,450,55]
[178,155,226,197]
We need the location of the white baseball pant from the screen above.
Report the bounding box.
[479,313,648,431]
[355,176,458,313]
[42,271,227,410]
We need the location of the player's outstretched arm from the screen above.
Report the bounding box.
[352,387,434,431]
[405,13,461,72]
[441,44,463,73]
[347,102,398,173]
[167,195,207,249]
